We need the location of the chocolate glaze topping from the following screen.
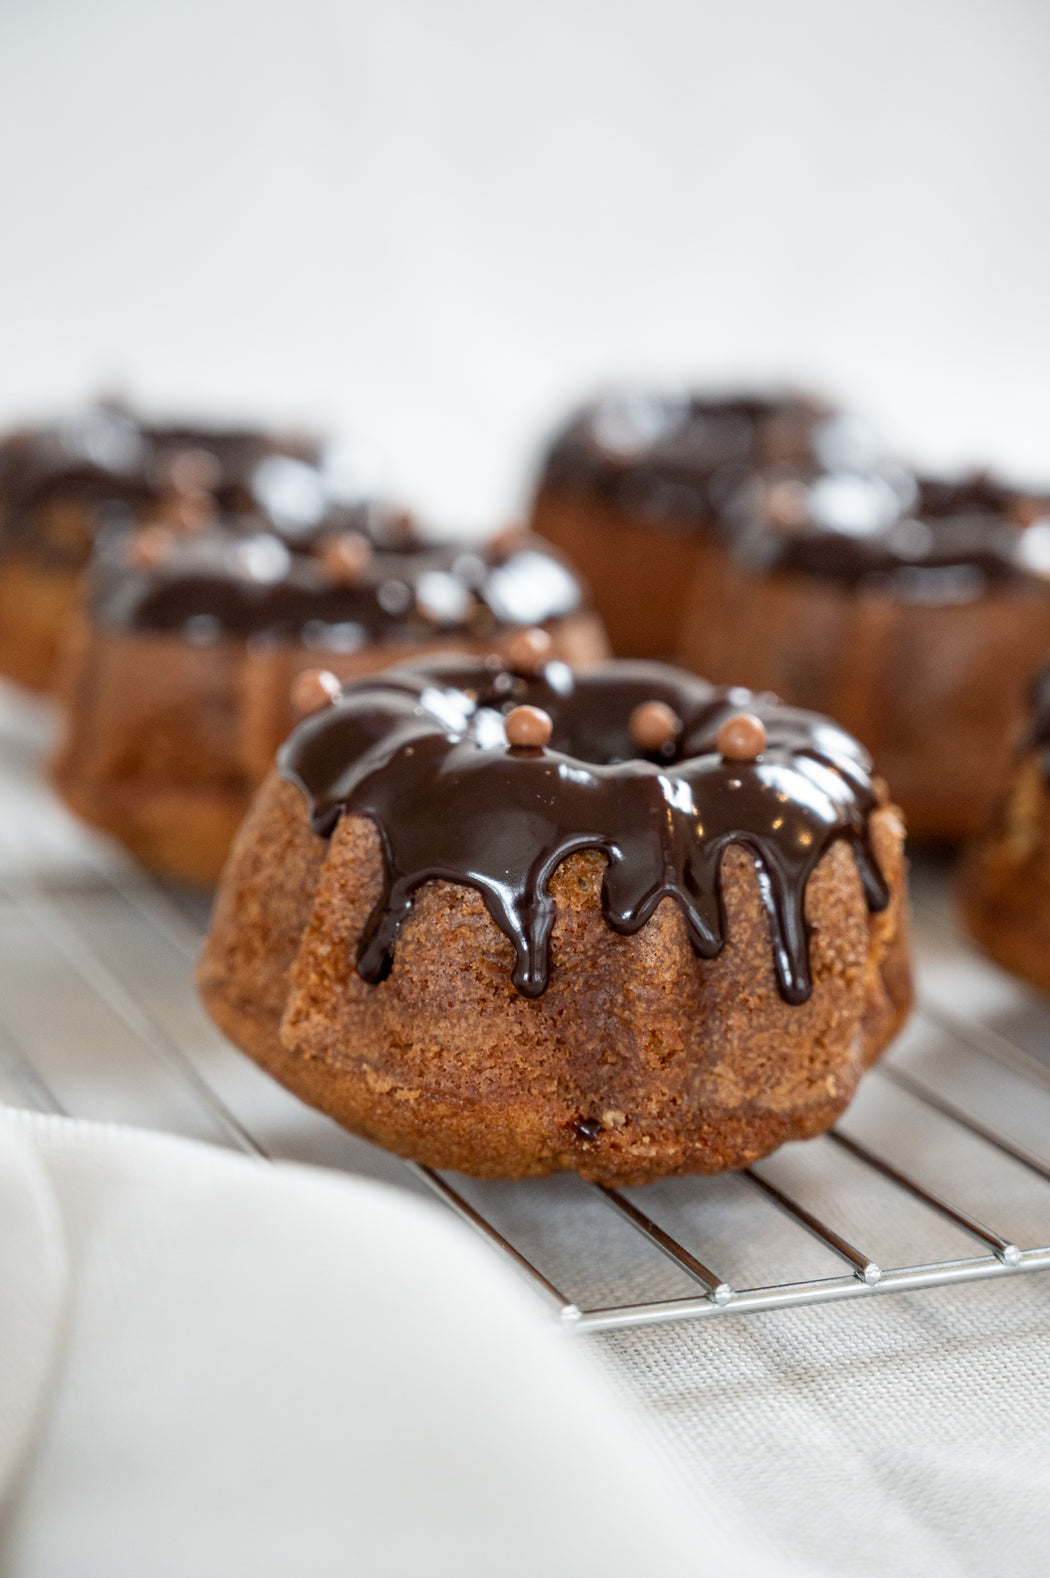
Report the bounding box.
[537,389,866,525]
[279,657,889,1003]
[0,405,154,565]
[538,388,1050,600]
[728,469,1050,597]
[0,404,373,566]
[87,521,587,646]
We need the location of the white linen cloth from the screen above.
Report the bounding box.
[0,1105,755,1578]
[4,1103,1050,1578]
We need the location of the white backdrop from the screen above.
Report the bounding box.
[0,0,1047,526]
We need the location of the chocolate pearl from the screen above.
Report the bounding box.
[765,479,811,530]
[717,712,767,762]
[1012,496,1047,528]
[320,532,373,585]
[505,705,553,749]
[387,508,418,547]
[371,507,418,550]
[291,668,342,717]
[129,525,174,569]
[164,487,214,532]
[488,523,529,562]
[504,626,552,674]
[164,446,223,495]
[629,700,681,752]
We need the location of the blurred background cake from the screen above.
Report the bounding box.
[0,402,368,692]
[52,500,606,885]
[677,467,1050,841]
[529,389,840,658]
[960,662,1050,992]
[531,391,1050,841]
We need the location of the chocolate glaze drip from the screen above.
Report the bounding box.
[729,469,1050,596]
[88,523,586,644]
[279,657,889,1004]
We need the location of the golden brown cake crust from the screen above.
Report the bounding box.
[959,754,1050,995]
[678,559,1050,844]
[199,774,912,1184]
[532,488,723,662]
[0,552,82,693]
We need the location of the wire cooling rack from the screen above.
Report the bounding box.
[3,685,1050,1336]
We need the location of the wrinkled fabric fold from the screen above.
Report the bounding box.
[0,1104,781,1578]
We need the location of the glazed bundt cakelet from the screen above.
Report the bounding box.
[531,388,1050,842]
[0,400,368,691]
[0,401,151,690]
[960,662,1050,994]
[199,650,912,1184]
[678,469,1050,841]
[530,387,859,659]
[52,505,607,886]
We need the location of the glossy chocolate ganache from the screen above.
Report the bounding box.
[536,388,879,524]
[87,516,587,649]
[0,401,371,566]
[0,404,154,565]
[538,389,1050,596]
[280,656,890,1004]
[726,468,1050,596]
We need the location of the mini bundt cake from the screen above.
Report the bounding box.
[52,513,607,886]
[678,470,1050,842]
[530,387,860,659]
[199,654,912,1184]
[959,663,1050,993]
[532,392,1050,841]
[0,402,150,690]
[0,402,361,691]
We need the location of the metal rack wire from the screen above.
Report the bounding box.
[3,695,1050,1336]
